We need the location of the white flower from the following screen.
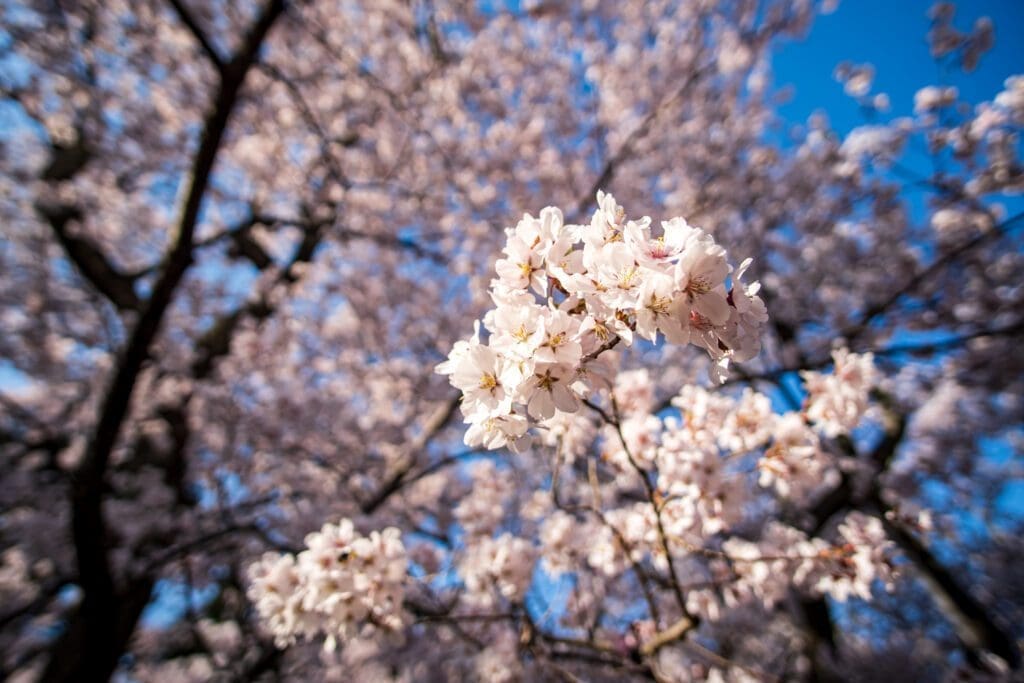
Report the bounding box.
[493,208,563,294]
[533,309,582,365]
[578,312,633,354]
[520,363,579,419]
[435,320,482,376]
[494,230,548,294]
[675,231,731,325]
[625,216,696,268]
[720,257,768,363]
[585,189,629,245]
[463,410,531,452]
[589,242,645,309]
[635,272,689,344]
[487,300,545,359]
[447,342,515,419]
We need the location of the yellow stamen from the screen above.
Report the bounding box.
[545,332,565,348]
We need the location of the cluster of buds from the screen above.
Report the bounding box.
[437,191,768,451]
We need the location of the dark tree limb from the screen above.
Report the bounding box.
[800,404,1019,673]
[165,0,225,74]
[43,3,286,681]
[841,210,1024,344]
[36,199,142,312]
[191,215,324,377]
[869,494,1021,671]
[359,394,461,514]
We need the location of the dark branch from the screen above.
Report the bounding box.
[842,210,1024,343]
[165,0,225,73]
[870,495,1021,671]
[48,3,287,680]
[360,394,461,513]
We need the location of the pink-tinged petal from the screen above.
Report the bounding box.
[660,318,690,345]
[696,291,731,325]
[552,383,579,413]
[528,389,555,420]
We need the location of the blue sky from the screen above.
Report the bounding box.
[774,0,1023,134]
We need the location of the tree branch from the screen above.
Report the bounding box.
[165,0,225,73]
[48,3,286,680]
[359,394,461,513]
[870,495,1021,671]
[842,210,1024,344]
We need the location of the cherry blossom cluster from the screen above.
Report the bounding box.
[246,519,407,651]
[244,348,885,656]
[453,460,514,538]
[721,512,895,609]
[437,192,768,451]
[535,353,890,611]
[457,532,537,609]
[801,348,878,437]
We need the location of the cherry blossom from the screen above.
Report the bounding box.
[1,0,1021,680]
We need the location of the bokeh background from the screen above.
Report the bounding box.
[1,0,1022,680]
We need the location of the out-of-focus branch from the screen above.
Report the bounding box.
[141,523,299,575]
[130,211,275,278]
[842,209,1024,344]
[192,215,324,377]
[803,400,1020,672]
[34,138,142,312]
[607,400,692,621]
[869,494,1021,671]
[335,225,448,264]
[717,317,1024,393]
[572,61,714,220]
[359,394,461,514]
[410,599,656,678]
[165,0,225,73]
[360,446,486,514]
[793,407,908,679]
[249,212,447,264]
[550,445,663,625]
[257,62,351,190]
[638,616,696,657]
[47,3,286,681]
[796,593,840,682]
